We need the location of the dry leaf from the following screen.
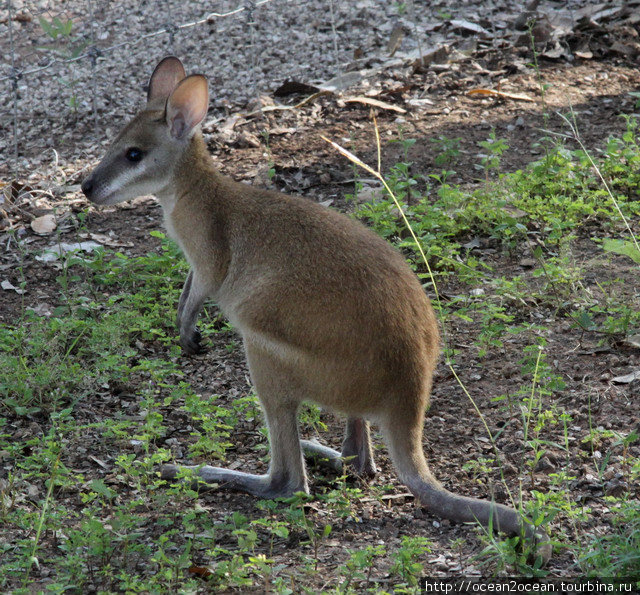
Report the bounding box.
[450,19,491,37]
[468,88,535,102]
[575,48,593,59]
[1,280,25,294]
[87,232,134,248]
[26,303,52,317]
[612,370,640,384]
[188,565,215,578]
[30,214,57,235]
[88,455,110,470]
[322,71,364,91]
[268,127,297,136]
[411,46,450,71]
[343,96,407,113]
[387,24,404,56]
[258,90,333,114]
[623,335,640,349]
[407,97,435,107]
[36,241,103,262]
[273,80,320,97]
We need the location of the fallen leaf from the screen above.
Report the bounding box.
[612,370,640,384]
[450,19,491,37]
[88,455,110,470]
[468,88,535,102]
[215,114,243,133]
[258,90,333,114]
[1,280,25,294]
[623,335,640,349]
[36,241,103,262]
[387,24,404,56]
[322,71,364,91]
[519,258,536,268]
[503,205,528,218]
[411,45,450,71]
[542,42,570,60]
[406,97,435,107]
[591,6,624,22]
[273,80,320,97]
[343,96,407,113]
[188,565,214,578]
[30,214,57,235]
[3,180,35,203]
[575,48,593,59]
[52,184,81,197]
[26,303,53,317]
[268,127,297,135]
[87,232,134,248]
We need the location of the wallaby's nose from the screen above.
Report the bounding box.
[81,177,94,199]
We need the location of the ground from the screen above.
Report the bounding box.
[1,1,639,592]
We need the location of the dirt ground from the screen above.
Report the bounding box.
[1,0,640,588]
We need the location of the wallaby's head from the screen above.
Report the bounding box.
[82,57,208,205]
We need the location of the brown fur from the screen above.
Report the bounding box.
[81,56,551,563]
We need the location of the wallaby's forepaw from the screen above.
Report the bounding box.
[180,329,203,355]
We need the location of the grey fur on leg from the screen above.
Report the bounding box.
[300,417,376,477]
[300,439,343,472]
[160,464,304,498]
[342,417,376,477]
[162,396,308,499]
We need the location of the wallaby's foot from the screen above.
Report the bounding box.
[301,434,376,478]
[160,464,308,499]
[180,328,203,355]
[341,446,377,477]
[300,439,343,473]
[342,418,377,477]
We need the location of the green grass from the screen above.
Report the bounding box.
[1,113,639,591]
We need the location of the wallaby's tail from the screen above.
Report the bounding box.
[383,418,552,564]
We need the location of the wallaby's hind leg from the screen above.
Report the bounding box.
[300,417,376,477]
[341,418,376,476]
[162,386,308,498]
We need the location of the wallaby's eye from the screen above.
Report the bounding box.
[125,147,143,163]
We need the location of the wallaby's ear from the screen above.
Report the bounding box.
[165,75,209,140]
[147,56,186,103]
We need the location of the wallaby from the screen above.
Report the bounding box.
[81,56,551,563]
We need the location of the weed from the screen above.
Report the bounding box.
[477,130,509,186]
[577,498,640,577]
[338,543,386,593]
[285,492,333,571]
[37,16,88,112]
[389,535,431,590]
[431,134,462,168]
